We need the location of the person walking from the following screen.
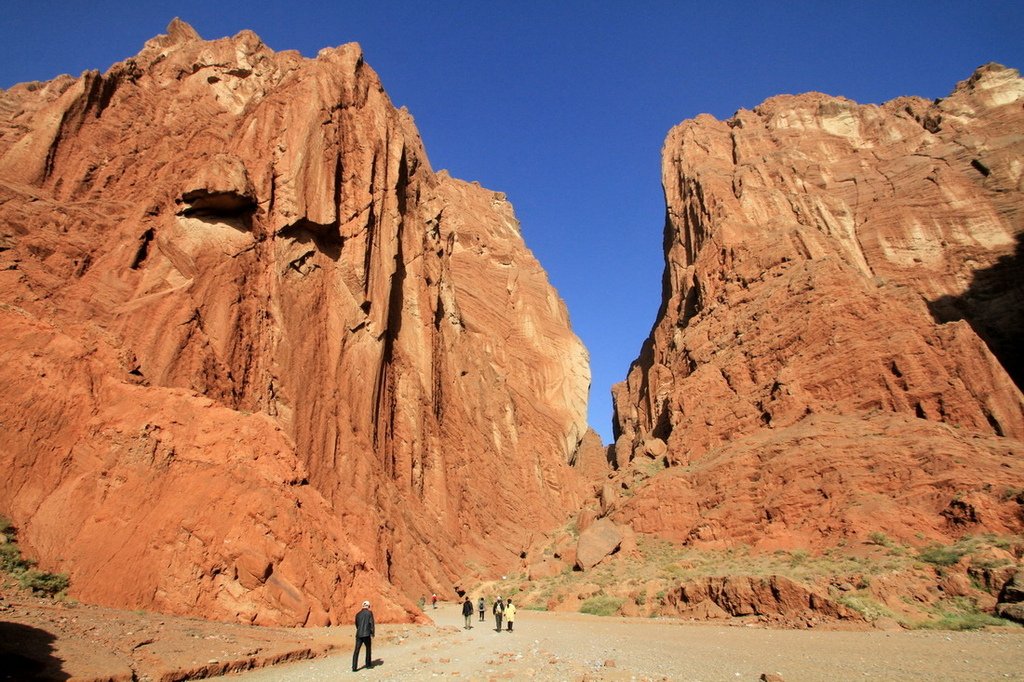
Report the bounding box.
[477,596,485,621]
[431,593,438,609]
[461,596,474,629]
[492,596,505,632]
[505,598,517,632]
[352,600,375,672]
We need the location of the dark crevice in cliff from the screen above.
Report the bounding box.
[432,217,451,331]
[927,232,1024,391]
[374,219,406,465]
[396,147,410,216]
[650,398,673,442]
[333,153,344,227]
[43,72,121,183]
[648,206,675,337]
[130,228,155,269]
[362,148,380,297]
[279,218,343,262]
[371,140,408,475]
[178,191,256,222]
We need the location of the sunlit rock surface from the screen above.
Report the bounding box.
[611,64,1024,549]
[0,19,591,625]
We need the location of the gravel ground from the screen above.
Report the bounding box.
[227,602,1024,681]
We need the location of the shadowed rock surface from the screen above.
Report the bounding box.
[0,20,592,625]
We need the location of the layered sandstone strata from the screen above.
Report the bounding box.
[0,20,590,624]
[611,64,1024,549]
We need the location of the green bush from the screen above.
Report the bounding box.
[1000,488,1024,504]
[868,531,892,547]
[0,542,24,572]
[837,593,896,622]
[18,569,69,597]
[579,595,623,617]
[662,563,685,577]
[0,516,70,597]
[913,598,1019,631]
[921,612,1014,630]
[918,543,965,567]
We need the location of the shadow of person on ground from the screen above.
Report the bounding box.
[353,658,383,671]
[0,621,67,681]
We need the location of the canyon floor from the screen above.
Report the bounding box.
[232,604,1024,681]
[3,590,1024,681]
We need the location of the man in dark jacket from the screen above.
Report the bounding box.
[493,596,505,632]
[461,596,474,628]
[352,600,375,672]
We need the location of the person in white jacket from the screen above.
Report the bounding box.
[504,598,517,632]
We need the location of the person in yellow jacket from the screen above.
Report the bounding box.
[504,598,517,632]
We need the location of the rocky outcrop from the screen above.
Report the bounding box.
[610,64,1024,549]
[0,20,590,624]
[996,568,1024,624]
[669,575,860,623]
[574,518,623,570]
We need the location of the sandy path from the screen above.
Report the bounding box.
[227,602,1024,681]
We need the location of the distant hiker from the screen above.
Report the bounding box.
[477,596,486,621]
[462,596,474,629]
[505,598,517,632]
[352,600,375,672]
[493,596,505,632]
[432,592,438,609]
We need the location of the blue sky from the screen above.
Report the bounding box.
[2,2,1022,443]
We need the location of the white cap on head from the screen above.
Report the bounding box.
[362,600,370,608]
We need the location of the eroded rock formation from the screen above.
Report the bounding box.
[669,575,859,623]
[0,20,591,624]
[611,64,1024,550]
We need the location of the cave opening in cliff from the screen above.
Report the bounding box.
[279,219,344,262]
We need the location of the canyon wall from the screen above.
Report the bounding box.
[610,64,1024,549]
[0,20,591,625]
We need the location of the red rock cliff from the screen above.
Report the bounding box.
[0,20,590,624]
[610,64,1024,549]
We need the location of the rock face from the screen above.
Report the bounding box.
[0,20,590,624]
[574,517,623,570]
[670,575,859,622]
[996,569,1024,624]
[611,64,1024,549]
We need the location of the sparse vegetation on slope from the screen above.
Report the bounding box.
[471,530,1023,630]
[0,516,70,597]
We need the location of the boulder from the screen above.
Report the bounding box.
[575,518,623,570]
[996,602,1024,625]
[999,569,1024,604]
